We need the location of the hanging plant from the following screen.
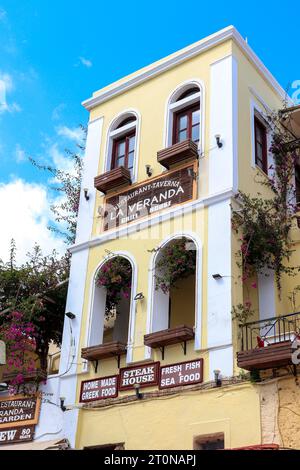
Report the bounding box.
[154,238,196,294]
[96,257,132,317]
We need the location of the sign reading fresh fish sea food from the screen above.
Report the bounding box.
[159,359,203,389]
[104,165,195,230]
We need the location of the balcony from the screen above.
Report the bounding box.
[237,312,300,371]
[157,139,198,170]
[81,341,127,372]
[144,324,194,359]
[2,369,47,383]
[94,166,132,194]
[279,104,300,150]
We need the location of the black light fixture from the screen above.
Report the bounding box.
[214,370,222,387]
[215,134,223,148]
[0,383,8,392]
[212,273,223,280]
[134,384,144,400]
[187,168,198,180]
[84,188,90,201]
[134,292,144,301]
[65,311,76,320]
[145,165,153,177]
[60,397,67,412]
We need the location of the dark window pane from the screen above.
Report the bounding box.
[179,115,188,130]
[179,130,187,142]
[117,141,125,157]
[192,124,200,142]
[128,135,135,152]
[192,109,200,125]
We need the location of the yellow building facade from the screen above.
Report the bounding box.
[58,26,300,450]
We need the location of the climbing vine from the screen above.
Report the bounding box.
[232,108,300,317]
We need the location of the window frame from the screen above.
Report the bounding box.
[254,114,268,174]
[173,103,200,145]
[111,130,136,173]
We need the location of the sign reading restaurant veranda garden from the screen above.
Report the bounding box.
[0,396,40,428]
[80,375,118,403]
[119,363,160,390]
[104,165,194,231]
[159,359,203,389]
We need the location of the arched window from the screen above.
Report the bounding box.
[167,84,201,148]
[152,237,196,332]
[106,113,138,179]
[88,256,133,348]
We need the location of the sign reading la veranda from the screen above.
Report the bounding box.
[119,363,160,391]
[0,396,39,428]
[80,375,118,403]
[104,165,194,231]
[159,359,203,389]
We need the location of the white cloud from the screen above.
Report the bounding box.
[78,56,93,68]
[57,125,84,142]
[0,179,65,264]
[0,72,21,115]
[15,144,26,163]
[0,8,7,21]
[52,103,66,121]
[49,143,75,174]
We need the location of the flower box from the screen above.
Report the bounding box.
[94,167,131,194]
[157,140,198,170]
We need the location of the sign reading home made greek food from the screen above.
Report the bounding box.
[104,165,194,231]
[0,396,40,429]
[159,359,203,389]
[119,362,160,391]
[0,425,35,445]
[79,375,118,403]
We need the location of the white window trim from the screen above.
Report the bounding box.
[164,80,205,156]
[103,110,141,183]
[250,98,274,176]
[83,251,138,371]
[145,231,203,360]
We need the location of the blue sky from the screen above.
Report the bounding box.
[0,0,299,262]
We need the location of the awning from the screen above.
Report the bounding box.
[0,438,70,451]
[280,104,300,140]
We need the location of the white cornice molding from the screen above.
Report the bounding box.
[82,26,290,111]
[69,188,235,254]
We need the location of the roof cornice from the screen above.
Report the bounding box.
[82,26,291,111]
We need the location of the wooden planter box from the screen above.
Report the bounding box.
[237,340,294,371]
[157,140,199,170]
[2,369,47,383]
[94,167,131,194]
[81,341,127,361]
[144,325,194,349]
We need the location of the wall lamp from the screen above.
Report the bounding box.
[215,134,223,148]
[83,188,90,201]
[212,273,223,280]
[134,292,144,301]
[134,384,144,400]
[187,168,198,180]
[214,370,222,387]
[145,165,153,177]
[60,397,67,412]
[65,312,76,320]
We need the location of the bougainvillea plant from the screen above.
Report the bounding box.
[232,108,300,296]
[0,311,40,394]
[154,238,196,294]
[96,257,132,317]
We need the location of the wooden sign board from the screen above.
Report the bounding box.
[80,375,118,403]
[0,425,35,445]
[119,362,160,391]
[159,359,203,389]
[103,164,195,231]
[0,395,41,430]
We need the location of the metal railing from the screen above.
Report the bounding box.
[240,312,300,351]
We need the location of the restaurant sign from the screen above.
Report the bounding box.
[119,362,160,391]
[104,165,195,231]
[80,375,118,403]
[159,359,203,389]
[0,395,40,429]
[0,425,35,445]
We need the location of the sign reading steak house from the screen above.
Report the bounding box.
[119,363,160,390]
[104,165,195,231]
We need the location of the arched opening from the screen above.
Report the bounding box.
[106,112,138,179]
[152,237,196,332]
[167,83,201,148]
[89,256,132,347]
